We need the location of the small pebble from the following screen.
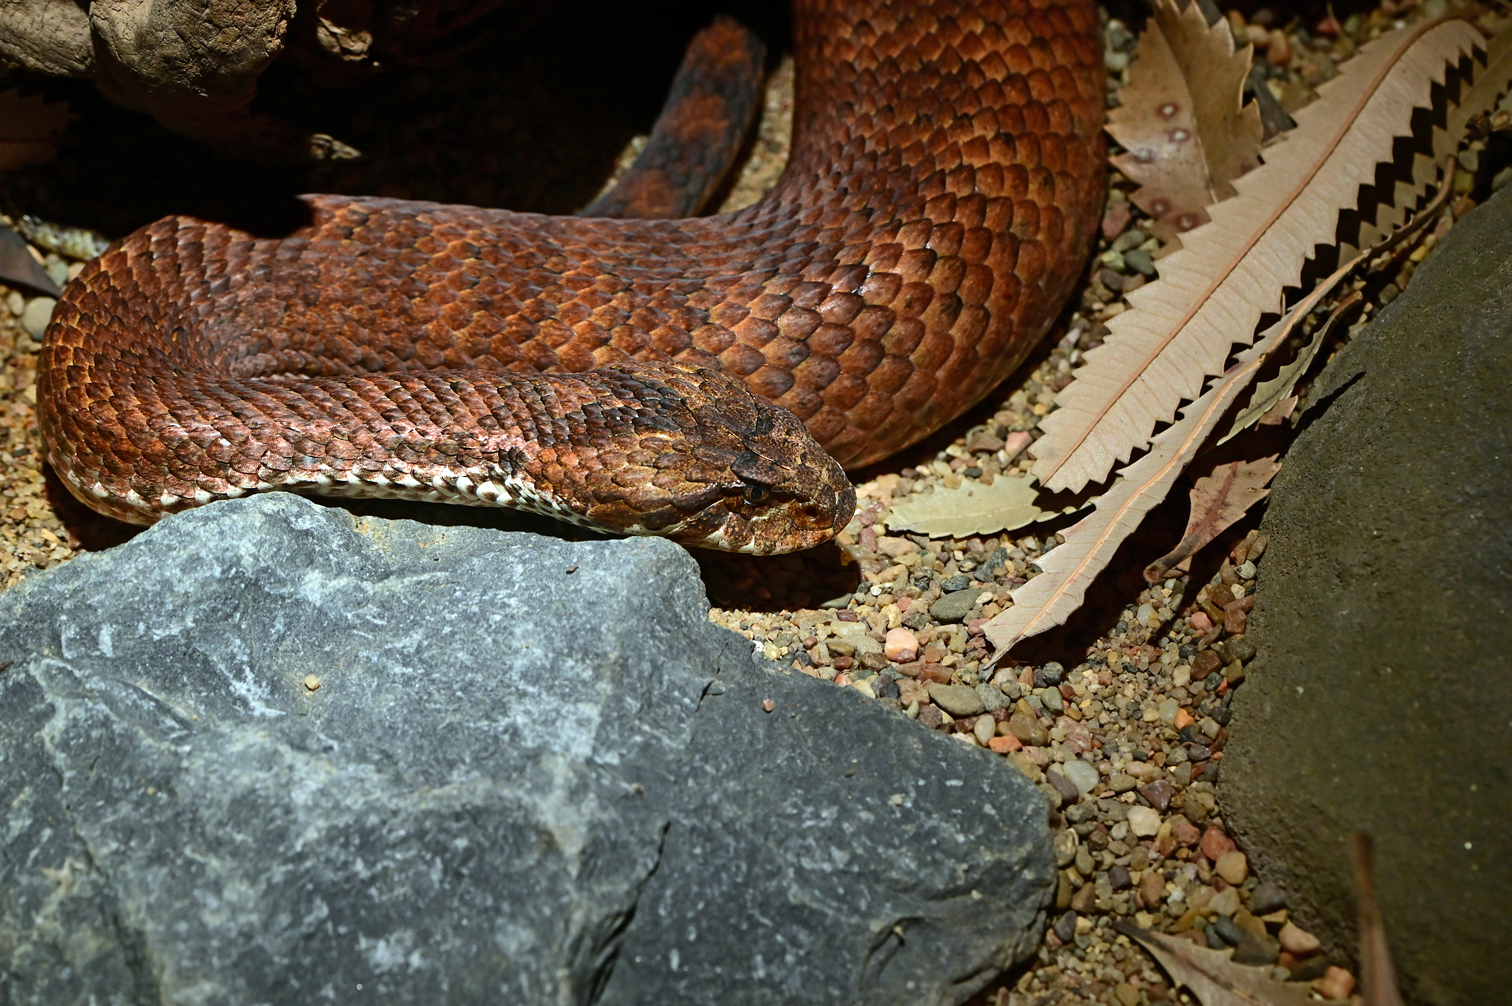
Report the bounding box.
[1210,915,1245,946]
[1124,247,1156,276]
[1008,710,1048,747]
[883,627,919,662]
[1200,825,1237,861]
[761,699,776,713]
[1127,805,1161,837]
[1215,850,1249,885]
[1232,931,1280,966]
[1278,920,1321,955]
[1108,865,1132,891]
[21,297,55,338]
[1248,881,1288,915]
[973,715,995,745]
[1138,779,1175,812]
[302,674,321,691]
[928,682,985,717]
[1060,758,1100,795]
[1210,887,1240,917]
[1312,966,1356,1001]
[929,590,978,623]
[1139,870,1164,907]
[1046,768,1081,807]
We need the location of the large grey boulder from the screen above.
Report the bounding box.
[1221,186,1512,1004]
[0,493,1053,1006]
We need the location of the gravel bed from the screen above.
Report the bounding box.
[0,1,1494,1001]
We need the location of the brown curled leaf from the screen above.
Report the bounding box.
[1108,0,1263,244]
[1144,454,1281,582]
[1113,921,1320,1006]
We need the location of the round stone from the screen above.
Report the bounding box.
[1061,758,1100,795]
[1127,805,1161,837]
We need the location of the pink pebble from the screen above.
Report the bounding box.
[884,627,919,662]
[1189,610,1213,632]
[1312,966,1355,1001]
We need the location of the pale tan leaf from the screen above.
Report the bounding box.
[985,253,1364,655]
[0,89,68,169]
[1113,922,1319,1006]
[1031,19,1512,494]
[885,475,1047,538]
[1220,291,1363,444]
[1350,833,1405,1006]
[1144,455,1281,582]
[1108,0,1263,242]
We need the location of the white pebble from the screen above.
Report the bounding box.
[1127,805,1162,837]
[1061,758,1100,795]
[21,297,56,338]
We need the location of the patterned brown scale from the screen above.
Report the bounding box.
[38,0,1104,554]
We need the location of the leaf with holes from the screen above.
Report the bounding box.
[1108,0,1263,243]
[1031,20,1512,494]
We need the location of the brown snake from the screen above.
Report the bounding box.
[37,0,1104,554]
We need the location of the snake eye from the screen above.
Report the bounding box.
[741,480,773,506]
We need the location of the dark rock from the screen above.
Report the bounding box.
[1107,865,1132,891]
[1288,955,1333,983]
[1034,661,1064,687]
[1231,931,1280,966]
[977,548,1010,579]
[0,495,1055,1006]
[940,574,972,592]
[1247,881,1287,916]
[1210,916,1245,947]
[1053,911,1077,945]
[1223,186,1512,1006]
[928,589,978,624]
[1223,635,1256,662]
[1045,769,1081,808]
[1138,779,1174,812]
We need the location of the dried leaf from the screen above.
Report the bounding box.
[1220,292,1363,444]
[0,224,62,297]
[1145,455,1281,582]
[1109,0,1263,242]
[985,252,1364,655]
[0,89,68,169]
[1032,20,1512,494]
[885,475,1048,538]
[1113,922,1319,1006]
[1350,833,1405,1006]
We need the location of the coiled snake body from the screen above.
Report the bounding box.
[38,0,1104,554]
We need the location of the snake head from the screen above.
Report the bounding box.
[571,363,855,554]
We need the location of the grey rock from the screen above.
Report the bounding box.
[1247,881,1287,916]
[1123,247,1155,276]
[927,682,985,717]
[976,682,1009,712]
[928,589,978,623]
[977,548,1010,579]
[1038,687,1064,714]
[0,495,1055,1006]
[1222,186,1512,1006]
[939,574,972,592]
